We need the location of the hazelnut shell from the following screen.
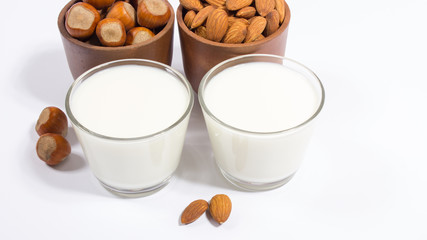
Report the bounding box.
[36,133,71,166]
[65,2,101,39]
[137,0,171,29]
[35,107,68,137]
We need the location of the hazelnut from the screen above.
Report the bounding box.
[35,107,68,137]
[65,2,101,39]
[137,0,171,29]
[96,18,127,47]
[106,1,136,31]
[82,0,115,10]
[125,27,155,45]
[36,133,71,166]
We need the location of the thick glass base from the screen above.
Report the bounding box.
[220,169,295,191]
[98,176,171,197]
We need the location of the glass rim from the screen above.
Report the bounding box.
[198,54,325,135]
[65,58,195,141]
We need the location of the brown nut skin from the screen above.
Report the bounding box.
[83,0,115,10]
[125,27,155,45]
[35,107,68,137]
[36,133,71,166]
[183,10,196,28]
[65,2,101,39]
[181,199,209,224]
[96,18,127,47]
[106,1,136,31]
[209,194,232,224]
[137,0,171,29]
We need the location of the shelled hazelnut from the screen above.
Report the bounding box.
[125,27,155,45]
[96,18,127,46]
[137,0,171,29]
[106,1,136,31]
[65,2,101,39]
[83,0,115,10]
[64,0,171,47]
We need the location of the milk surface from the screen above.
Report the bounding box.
[204,62,320,132]
[71,65,189,138]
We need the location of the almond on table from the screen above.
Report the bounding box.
[181,199,209,224]
[209,194,232,224]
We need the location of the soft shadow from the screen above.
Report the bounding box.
[66,126,79,146]
[52,153,86,171]
[18,47,72,105]
[175,98,232,189]
[205,211,221,227]
[28,150,104,196]
[27,126,106,197]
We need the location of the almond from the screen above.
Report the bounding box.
[184,10,196,28]
[235,6,256,19]
[264,9,280,36]
[206,8,228,42]
[191,5,215,29]
[274,0,286,23]
[209,194,232,224]
[254,33,265,41]
[205,0,226,7]
[195,25,208,38]
[179,0,204,11]
[181,199,209,224]
[245,16,267,42]
[225,0,253,11]
[223,21,247,43]
[255,0,275,17]
[228,16,249,28]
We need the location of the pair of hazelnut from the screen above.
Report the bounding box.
[35,107,71,166]
[65,0,171,47]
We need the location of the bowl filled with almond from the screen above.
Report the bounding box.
[58,0,175,79]
[176,0,291,92]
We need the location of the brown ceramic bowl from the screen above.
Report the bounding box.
[177,2,291,92]
[58,0,175,79]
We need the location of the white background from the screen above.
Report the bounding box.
[1,0,426,239]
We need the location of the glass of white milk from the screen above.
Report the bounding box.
[65,59,194,196]
[198,54,325,191]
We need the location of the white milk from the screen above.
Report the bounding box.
[68,64,192,192]
[201,61,322,185]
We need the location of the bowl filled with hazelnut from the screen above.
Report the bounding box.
[58,0,174,79]
[176,0,291,92]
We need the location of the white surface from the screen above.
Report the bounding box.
[1,0,426,239]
